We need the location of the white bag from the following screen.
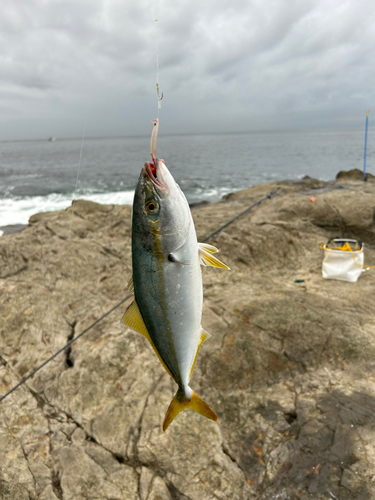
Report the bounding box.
[322,239,364,283]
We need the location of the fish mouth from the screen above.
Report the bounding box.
[143,160,169,194]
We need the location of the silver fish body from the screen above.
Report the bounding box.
[122,159,229,430]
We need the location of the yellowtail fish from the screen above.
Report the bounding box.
[122,156,229,431]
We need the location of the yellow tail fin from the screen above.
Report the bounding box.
[163,389,218,431]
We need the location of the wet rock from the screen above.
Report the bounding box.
[0,224,27,236]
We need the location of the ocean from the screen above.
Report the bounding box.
[0,128,372,230]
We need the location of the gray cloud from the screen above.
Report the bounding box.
[0,0,374,140]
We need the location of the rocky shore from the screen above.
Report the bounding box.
[1,172,375,500]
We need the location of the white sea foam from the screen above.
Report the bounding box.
[0,191,135,227]
[0,184,237,228]
[186,186,234,203]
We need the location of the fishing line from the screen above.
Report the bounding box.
[202,187,280,243]
[61,1,105,377]
[155,0,163,115]
[0,296,131,403]
[70,3,104,215]
[0,3,104,401]
[155,18,160,114]
[1,5,279,403]
[72,108,89,207]
[0,187,279,403]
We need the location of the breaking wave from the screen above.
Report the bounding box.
[0,186,236,229]
[0,191,135,227]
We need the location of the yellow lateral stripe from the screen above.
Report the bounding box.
[122,300,174,379]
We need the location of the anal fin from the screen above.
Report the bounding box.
[189,328,211,380]
[121,300,173,378]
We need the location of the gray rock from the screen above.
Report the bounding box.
[1,181,375,499]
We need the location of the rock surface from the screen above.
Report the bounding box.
[336,168,375,182]
[1,175,375,499]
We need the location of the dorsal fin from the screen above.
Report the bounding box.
[121,300,173,378]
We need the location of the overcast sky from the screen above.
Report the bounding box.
[1,0,374,140]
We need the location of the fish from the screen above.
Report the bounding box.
[121,157,229,431]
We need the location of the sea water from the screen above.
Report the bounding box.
[0,128,372,228]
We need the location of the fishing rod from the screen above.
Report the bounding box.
[0,297,130,403]
[0,186,279,403]
[202,187,280,243]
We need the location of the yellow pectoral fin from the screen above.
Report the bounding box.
[199,248,230,269]
[121,300,173,378]
[198,242,219,254]
[189,328,211,380]
[163,389,218,432]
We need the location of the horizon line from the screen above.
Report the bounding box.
[0,124,368,143]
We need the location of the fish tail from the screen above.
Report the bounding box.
[163,387,218,432]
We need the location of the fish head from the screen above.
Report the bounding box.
[132,159,191,254]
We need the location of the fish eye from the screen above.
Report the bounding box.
[145,200,159,214]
